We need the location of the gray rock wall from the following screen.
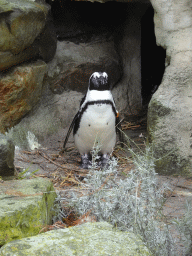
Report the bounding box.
[116,4,148,115]
[148,0,192,175]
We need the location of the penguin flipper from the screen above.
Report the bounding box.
[62,94,86,151]
[63,112,79,149]
[80,94,86,107]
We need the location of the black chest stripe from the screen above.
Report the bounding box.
[73,100,116,136]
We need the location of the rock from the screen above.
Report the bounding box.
[147,0,192,175]
[37,12,57,63]
[0,222,152,255]
[150,0,192,56]
[0,0,55,70]
[6,89,83,150]
[0,133,14,176]
[148,52,192,176]
[47,40,122,94]
[116,4,148,116]
[0,0,49,54]
[116,6,142,116]
[0,60,47,133]
[0,177,57,246]
[0,46,40,71]
[0,12,57,70]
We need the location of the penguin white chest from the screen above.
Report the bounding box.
[74,103,116,155]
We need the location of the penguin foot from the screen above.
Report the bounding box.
[80,154,92,169]
[98,154,110,168]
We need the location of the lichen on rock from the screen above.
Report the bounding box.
[0,177,57,246]
[0,222,152,256]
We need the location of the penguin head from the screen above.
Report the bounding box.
[89,72,110,91]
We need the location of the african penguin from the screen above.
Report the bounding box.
[63,72,122,169]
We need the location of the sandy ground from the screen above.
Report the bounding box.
[14,119,192,255]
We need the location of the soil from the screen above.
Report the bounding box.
[13,118,192,255]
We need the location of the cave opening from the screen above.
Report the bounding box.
[47,0,166,110]
[141,6,166,106]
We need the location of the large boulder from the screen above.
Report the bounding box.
[148,0,192,176]
[0,133,15,176]
[0,60,47,133]
[0,177,57,246]
[0,222,152,255]
[47,40,121,94]
[0,0,56,70]
[148,52,192,176]
[0,0,49,54]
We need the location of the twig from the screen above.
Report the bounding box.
[22,150,37,155]
[38,151,77,171]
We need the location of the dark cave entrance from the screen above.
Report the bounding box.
[47,0,166,109]
[141,6,166,106]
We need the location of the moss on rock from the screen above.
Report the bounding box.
[0,222,152,255]
[0,178,57,246]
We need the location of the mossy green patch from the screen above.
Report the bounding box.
[155,152,192,177]
[147,96,192,176]
[0,222,152,256]
[0,178,57,246]
[147,97,172,142]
